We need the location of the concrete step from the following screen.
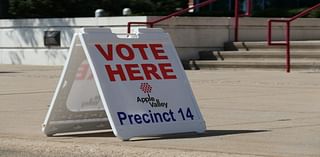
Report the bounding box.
[187,60,320,70]
[189,40,320,71]
[199,51,320,60]
[225,41,320,51]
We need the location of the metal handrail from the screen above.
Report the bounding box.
[127,0,217,34]
[234,0,252,41]
[268,3,320,73]
[128,0,252,41]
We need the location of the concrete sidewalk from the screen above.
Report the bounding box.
[0,65,319,157]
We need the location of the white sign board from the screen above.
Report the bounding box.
[43,28,206,140]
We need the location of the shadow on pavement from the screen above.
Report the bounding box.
[130,130,270,141]
[56,131,116,138]
[0,71,20,74]
[56,130,269,141]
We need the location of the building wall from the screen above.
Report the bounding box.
[0,17,147,65]
[0,16,320,65]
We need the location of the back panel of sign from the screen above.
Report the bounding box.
[42,34,111,136]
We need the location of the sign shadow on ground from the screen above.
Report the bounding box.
[54,129,269,141]
[130,129,270,141]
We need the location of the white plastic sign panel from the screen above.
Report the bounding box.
[43,28,206,140]
[42,35,110,136]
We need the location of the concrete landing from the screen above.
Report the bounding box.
[0,65,319,157]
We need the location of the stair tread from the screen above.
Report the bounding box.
[232,40,320,46]
[215,51,320,54]
[224,40,320,51]
[195,60,320,63]
[199,51,320,60]
[188,60,320,70]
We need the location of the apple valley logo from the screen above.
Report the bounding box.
[140,83,152,94]
[137,83,168,108]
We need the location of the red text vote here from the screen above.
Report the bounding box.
[95,43,177,82]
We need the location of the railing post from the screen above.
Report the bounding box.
[127,22,132,34]
[234,0,239,42]
[234,0,252,42]
[246,0,252,16]
[267,19,291,72]
[268,20,272,45]
[286,22,291,73]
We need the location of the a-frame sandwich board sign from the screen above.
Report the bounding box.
[42,28,206,140]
